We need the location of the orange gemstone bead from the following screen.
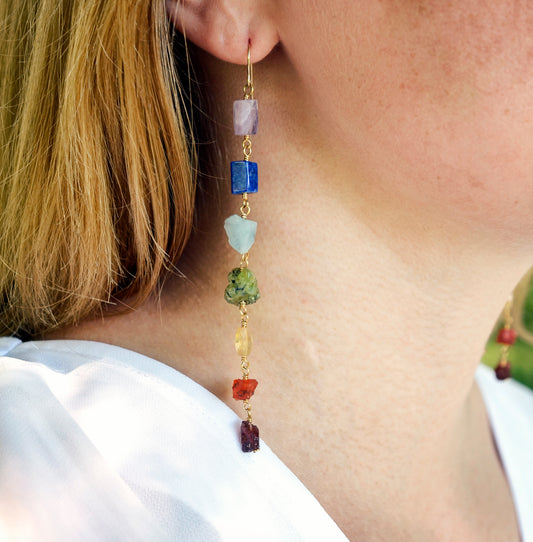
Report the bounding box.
[232,378,258,400]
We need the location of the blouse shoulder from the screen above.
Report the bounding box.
[0,337,348,542]
[0,339,174,541]
[476,364,533,541]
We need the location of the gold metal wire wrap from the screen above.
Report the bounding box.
[243,135,252,160]
[240,193,251,218]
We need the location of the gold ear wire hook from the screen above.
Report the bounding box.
[247,40,253,88]
[244,40,254,99]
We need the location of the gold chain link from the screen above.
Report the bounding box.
[243,400,253,423]
[499,299,514,364]
[239,301,248,322]
[243,83,254,100]
[243,135,252,160]
[241,356,250,378]
[240,193,251,219]
[503,299,513,329]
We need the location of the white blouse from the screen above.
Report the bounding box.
[0,337,531,541]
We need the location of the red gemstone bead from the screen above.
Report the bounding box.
[497,328,517,346]
[495,361,511,380]
[241,420,260,452]
[232,378,258,400]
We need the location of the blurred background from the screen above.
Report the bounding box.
[482,268,533,390]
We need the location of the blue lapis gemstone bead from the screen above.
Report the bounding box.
[231,161,258,194]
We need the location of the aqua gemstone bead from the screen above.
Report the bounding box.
[231,161,258,194]
[224,267,261,305]
[224,215,257,254]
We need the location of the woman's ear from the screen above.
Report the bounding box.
[166,0,279,64]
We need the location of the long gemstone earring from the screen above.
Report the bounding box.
[223,42,261,452]
[494,298,516,380]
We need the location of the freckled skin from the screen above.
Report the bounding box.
[276,1,533,240]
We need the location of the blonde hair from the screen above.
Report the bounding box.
[0,0,196,336]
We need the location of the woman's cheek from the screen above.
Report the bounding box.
[279,1,533,233]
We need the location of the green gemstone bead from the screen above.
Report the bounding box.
[224,267,261,305]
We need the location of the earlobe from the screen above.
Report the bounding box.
[166,0,278,64]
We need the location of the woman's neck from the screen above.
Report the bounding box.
[46,54,528,540]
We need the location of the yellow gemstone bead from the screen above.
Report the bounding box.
[235,326,253,356]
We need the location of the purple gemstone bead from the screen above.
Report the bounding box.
[241,420,260,452]
[233,99,258,135]
[495,362,511,380]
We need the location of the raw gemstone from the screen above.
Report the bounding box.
[224,214,257,254]
[495,361,511,380]
[224,267,260,305]
[235,326,253,356]
[496,328,517,346]
[232,378,258,400]
[233,99,258,135]
[241,420,260,452]
[231,161,258,194]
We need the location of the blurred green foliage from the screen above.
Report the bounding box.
[522,279,533,332]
